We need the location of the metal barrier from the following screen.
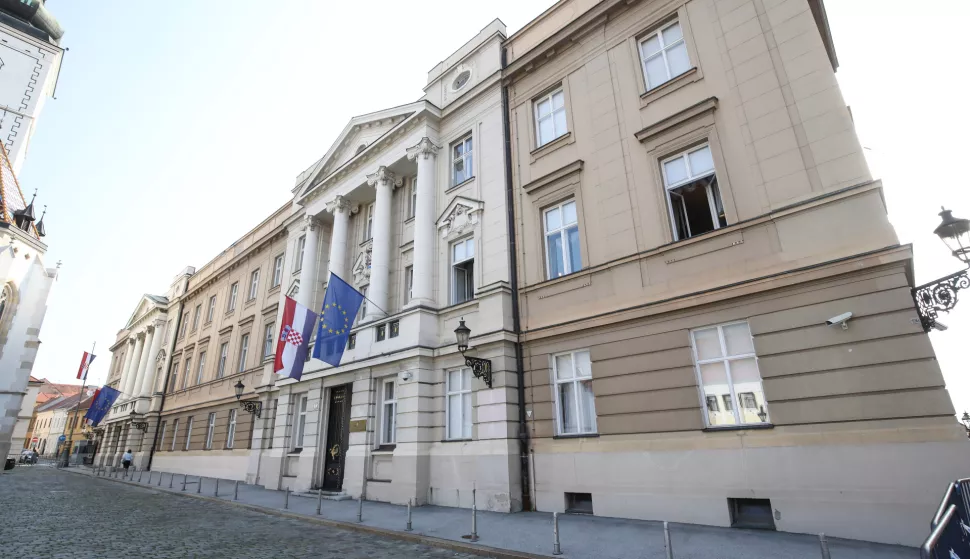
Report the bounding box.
[923,478,970,558]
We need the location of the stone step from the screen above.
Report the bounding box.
[298,490,352,501]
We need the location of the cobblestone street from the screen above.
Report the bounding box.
[0,467,480,559]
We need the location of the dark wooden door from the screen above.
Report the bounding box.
[321,385,352,491]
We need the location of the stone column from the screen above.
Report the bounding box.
[325,195,353,283]
[406,137,440,305]
[124,335,145,399]
[132,329,153,399]
[139,321,165,397]
[365,166,401,320]
[297,215,320,309]
[118,339,136,398]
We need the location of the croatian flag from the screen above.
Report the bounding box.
[274,296,317,381]
[76,351,96,380]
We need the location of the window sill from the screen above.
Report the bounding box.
[269,284,281,293]
[702,424,773,432]
[404,216,415,225]
[553,433,599,440]
[639,67,699,108]
[288,448,303,455]
[367,478,392,483]
[441,438,473,443]
[225,309,236,316]
[445,176,475,195]
[373,444,396,453]
[530,132,573,163]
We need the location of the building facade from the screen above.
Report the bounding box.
[10,374,40,452]
[503,0,966,546]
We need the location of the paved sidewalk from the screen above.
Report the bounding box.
[78,465,915,559]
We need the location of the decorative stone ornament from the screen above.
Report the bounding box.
[366,166,402,190]
[352,246,373,287]
[438,196,484,240]
[406,137,439,161]
[304,215,320,232]
[325,195,352,214]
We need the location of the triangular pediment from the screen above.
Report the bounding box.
[286,280,300,298]
[437,196,484,241]
[351,245,373,287]
[125,294,167,329]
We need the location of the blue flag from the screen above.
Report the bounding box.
[82,385,121,427]
[312,273,365,366]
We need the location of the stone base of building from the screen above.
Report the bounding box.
[152,450,250,480]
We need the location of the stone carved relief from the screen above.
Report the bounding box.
[352,245,373,287]
[439,202,481,240]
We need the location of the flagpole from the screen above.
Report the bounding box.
[63,341,95,467]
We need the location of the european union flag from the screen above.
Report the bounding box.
[312,273,365,366]
[82,385,120,427]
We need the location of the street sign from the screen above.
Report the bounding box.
[58,435,66,442]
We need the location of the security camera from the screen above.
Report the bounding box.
[826,312,853,330]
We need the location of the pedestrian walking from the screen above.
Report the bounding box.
[121,449,133,475]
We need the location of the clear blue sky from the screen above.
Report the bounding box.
[22,1,970,414]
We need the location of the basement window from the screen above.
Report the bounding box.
[728,498,776,530]
[565,492,593,515]
[662,144,727,241]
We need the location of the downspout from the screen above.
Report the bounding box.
[146,301,185,471]
[501,46,532,512]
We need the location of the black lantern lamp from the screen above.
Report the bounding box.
[129,410,148,431]
[961,411,970,430]
[913,208,970,332]
[454,318,493,388]
[234,380,262,418]
[757,405,768,423]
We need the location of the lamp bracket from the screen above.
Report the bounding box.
[913,269,970,332]
[462,354,493,388]
[241,400,263,418]
[131,419,149,431]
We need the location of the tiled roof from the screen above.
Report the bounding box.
[0,142,38,239]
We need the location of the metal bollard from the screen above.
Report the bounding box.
[316,488,322,515]
[181,475,187,492]
[552,512,562,555]
[138,471,143,483]
[663,521,673,559]
[167,472,172,488]
[284,487,290,510]
[234,480,240,501]
[406,499,413,531]
[357,495,363,523]
[215,478,219,497]
[197,476,203,494]
[819,533,831,559]
[469,488,479,542]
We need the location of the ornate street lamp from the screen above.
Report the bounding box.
[757,406,768,423]
[129,410,148,431]
[234,380,262,418]
[913,208,970,332]
[961,411,970,431]
[454,319,493,388]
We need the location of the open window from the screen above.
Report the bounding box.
[661,144,726,241]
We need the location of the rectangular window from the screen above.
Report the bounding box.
[207,296,216,323]
[376,324,386,342]
[182,358,192,390]
[169,362,179,393]
[544,200,582,279]
[192,305,201,331]
[184,417,194,451]
[294,394,308,450]
[446,367,473,440]
[347,333,356,350]
[451,238,475,304]
[405,266,413,302]
[407,177,417,219]
[217,342,229,379]
[639,20,691,91]
[238,334,250,373]
[204,412,215,450]
[363,204,374,242]
[662,144,726,241]
[389,320,399,338]
[360,286,368,320]
[534,87,568,147]
[226,409,237,449]
[249,269,260,301]
[159,421,167,449]
[294,235,306,272]
[195,351,206,385]
[690,321,768,427]
[381,380,397,445]
[263,322,275,359]
[452,134,473,185]
[170,419,179,451]
[227,283,238,312]
[553,350,597,435]
[272,255,284,287]
[180,317,188,339]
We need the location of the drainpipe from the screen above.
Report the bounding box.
[501,46,532,512]
[146,301,185,471]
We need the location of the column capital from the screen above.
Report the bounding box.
[406,137,440,161]
[325,195,352,215]
[366,166,403,190]
[303,214,321,232]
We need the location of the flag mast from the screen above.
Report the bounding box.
[63,341,95,467]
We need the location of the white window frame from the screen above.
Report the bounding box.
[451,237,475,305]
[207,295,216,322]
[407,177,417,219]
[238,333,250,373]
[159,420,167,450]
[226,409,237,449]
[294,235,306,272]
[248,269,260,301]
[184,417,193,451]
[638,19,690,91]
[204,412,215,450]
[543,199,581,279]
[169,362,179,393]
[272,254,284,287]
[452,134,473,185]
[446,367,473,440]
[263,322,275,359]
[381,379,397,445]
[363,203,374,242]
[689,320,769,427]
[227,283,238,312]
[294,394,308,450]
[195,351,206,385]
[170,419,179,451]
[661,144,723,241]
[552,350,598,436]
[359,285,368,320]
[404,265,413,302]
[217,342,228,379]
[182,358,192,390]
[534,87,568,147]
[192,305,201,331]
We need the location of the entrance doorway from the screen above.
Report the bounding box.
[321,384,352,491]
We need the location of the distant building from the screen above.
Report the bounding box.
[10,374,39,451]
